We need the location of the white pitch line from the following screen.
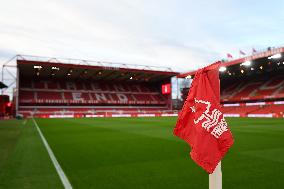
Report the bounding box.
[22,119,27,125]
[32,118,73,189]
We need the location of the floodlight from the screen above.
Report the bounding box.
[52,67,59,70]
[219,66,227,72]
[268,53,281,59]
[240,60,251,66]
[34,65,42,69]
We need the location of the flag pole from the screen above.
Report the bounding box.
[209,161,222,189]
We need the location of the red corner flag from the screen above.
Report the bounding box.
[174,62,234,174]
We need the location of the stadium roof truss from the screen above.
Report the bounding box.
[1,55,18,96]
[17,55,179,82]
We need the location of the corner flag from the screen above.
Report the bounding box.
[174,62,234,174]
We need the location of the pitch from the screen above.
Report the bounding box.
[0,117,284,189]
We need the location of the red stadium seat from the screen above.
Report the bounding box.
[222,75,284,101]
[18,79,170,117]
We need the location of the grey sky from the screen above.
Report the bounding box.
[1,0,284,72]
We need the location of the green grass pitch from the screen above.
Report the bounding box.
[0,117,284,189]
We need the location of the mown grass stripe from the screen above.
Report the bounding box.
[32,118,72,189]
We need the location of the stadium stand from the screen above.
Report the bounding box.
[16,56,178,118]
[221,75,284,102]
[9,47,284,118]
[179,47,284,118]
[0,95,11,118]
[19,80,167,105]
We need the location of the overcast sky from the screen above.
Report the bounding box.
[0,0,284,72]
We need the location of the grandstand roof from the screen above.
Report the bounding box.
[178,46,284,78]
[17,55,179,82]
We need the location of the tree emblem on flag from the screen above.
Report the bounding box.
[192,98,228,138]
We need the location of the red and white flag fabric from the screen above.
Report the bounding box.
[226,53,233,59]
[174,62,234,174]
[239,50,246,55]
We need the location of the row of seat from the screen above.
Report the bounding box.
[222,76,284,101]
[19,91,167,105]
[18,106,170,117]
[20,80,156,92]
[19,79,168,106]
[222,104,284,115]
